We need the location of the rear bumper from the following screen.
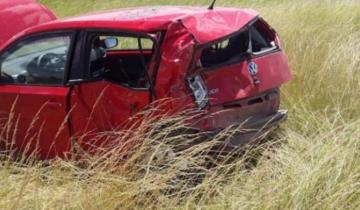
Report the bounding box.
[190,88,287,148]
[214,109,288,149]
[242,109,288,130]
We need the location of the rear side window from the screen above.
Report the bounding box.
[0,34,72,85]
[200,19,277,69]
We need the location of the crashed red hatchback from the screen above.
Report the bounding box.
[0,0,291,159]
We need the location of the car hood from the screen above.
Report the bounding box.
[0,0,57,49]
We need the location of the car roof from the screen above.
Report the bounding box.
[14,6,260,44]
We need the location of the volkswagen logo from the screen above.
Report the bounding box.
[248,62,258,76]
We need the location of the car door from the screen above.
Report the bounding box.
[68,32,153,154]
[0,32,75,159]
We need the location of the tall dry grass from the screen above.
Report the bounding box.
[0,0,359,209]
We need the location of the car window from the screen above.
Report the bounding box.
[88,34,155,89]
[0,34,72,85]
[200,30,249,68]
[250,22,276,54]
[199,20,277,69]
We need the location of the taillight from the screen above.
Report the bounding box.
[188,75,208,109]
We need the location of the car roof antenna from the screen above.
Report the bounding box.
[208,0,217,10]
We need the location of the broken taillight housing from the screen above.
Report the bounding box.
[188,75,208,109]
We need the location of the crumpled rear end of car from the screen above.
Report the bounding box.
[155,12,291,134]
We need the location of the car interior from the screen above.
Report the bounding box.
[0,35,71,85]
[88,35,155,89]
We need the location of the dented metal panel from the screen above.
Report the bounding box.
[181,8,259,43]
[201,51,291,106]
[154,21,196,112]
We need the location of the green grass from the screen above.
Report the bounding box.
[1,0,360,209]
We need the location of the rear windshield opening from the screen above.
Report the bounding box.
[199,19,277,69]
[88,34,155,88]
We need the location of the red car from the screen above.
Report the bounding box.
[0,0,291,159]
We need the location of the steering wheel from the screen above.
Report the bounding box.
[36,53,65,71]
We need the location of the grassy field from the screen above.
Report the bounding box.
[1,0,359,209]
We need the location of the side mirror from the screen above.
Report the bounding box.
[104,37,118,49]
